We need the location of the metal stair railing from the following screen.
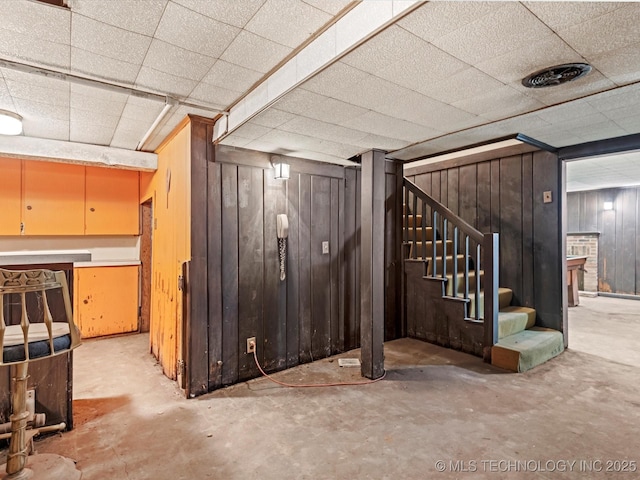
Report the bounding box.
[403,178,499,350]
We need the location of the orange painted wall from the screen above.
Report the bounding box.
[0,157,21,235]
[140,120,191,380]
[74,265,140,338]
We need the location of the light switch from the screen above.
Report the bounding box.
[543,191,552,203]
[322,241,329,254]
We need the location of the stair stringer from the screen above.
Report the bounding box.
[405,260,483,357]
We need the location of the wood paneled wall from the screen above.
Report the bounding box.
[567,187,640,295]
[406,149,564,331]
[188,143,370,393]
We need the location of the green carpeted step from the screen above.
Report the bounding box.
[425,254,467,276]
[445,270,483,296]
[467,287,513,318]
[498,306,536,339]
[412,240,453,258]
[404,227,437,243]
[491,327,564,372]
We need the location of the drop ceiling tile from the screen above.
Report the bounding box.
[155,1,239,57]
[1,68,68,91]
[119,96,165,124]
[1,0,70,44]
[219,134,252,148]
[249,108,294,128]
[397,1,501,44]
[453,85,546,121]
[70,47,141,84]
[70,122,115,145]
[573,121,629,142]
[589,42,640,86]
[202,60,264,93]
[277,116,369,145]
[70,84,128,116]
[421,68,505,104]
[352,133,409,151]
[616,115,640,134]
[522,2,624,29]
[376,42,468,93]
[555,4,640,58]
[602,104,640,122]
[5,78,69,106]
[143,39,216,82]
[172,0,266,28]
[273,89,367,124]
[72,14,152,65]
[110,129,143,150]
[69,0,166,36]
[187,82,239,110]
[70,108,121,130]
[246,0,331,49]
[220,30,292,74]
[302,0,351,15]
[535,100,600,124]
[341,25,419,74]
[475,35,583,86]
[340,111,441,143]
[301,61,370,98]
[0,27,70,69]
[23,118,69,141]
[232,122,273,140]
[512,70,616,106]
[432,3,554,65]
[13,98,69,122]
[135,66,198,97]
[585,84,640,112]
[335,1,393,56]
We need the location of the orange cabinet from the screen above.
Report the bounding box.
[85,167,139,235]
[74,265,139,338]
[0,157,22,235]
[22,161,85,235]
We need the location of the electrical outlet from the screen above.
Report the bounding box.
[246,337,256,354]
[543,191,552,203]
[322,241,329,254]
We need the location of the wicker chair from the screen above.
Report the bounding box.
[0,268,82,479]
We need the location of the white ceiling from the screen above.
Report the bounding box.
[566,151,640,192]
[1,0,640,173]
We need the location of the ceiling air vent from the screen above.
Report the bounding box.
[522,63,592,88]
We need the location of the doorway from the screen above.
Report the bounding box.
[140,200,153,334]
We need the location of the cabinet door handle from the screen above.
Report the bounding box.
[26,205,32,210]
[90,207,95,212]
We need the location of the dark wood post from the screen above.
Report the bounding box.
[360,150,385,379]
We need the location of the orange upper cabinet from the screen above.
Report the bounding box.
[22,161,85,235]
[0,158,22,235]
[85,167,139,235]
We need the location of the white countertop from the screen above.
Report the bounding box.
[0,249,92,266]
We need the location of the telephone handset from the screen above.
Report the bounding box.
[277,214,289,239]
[277,214,288,281]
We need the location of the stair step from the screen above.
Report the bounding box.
[411,240,453,258]
[425,254,467,276]
[445,270,483,296]
[498,306,536,339]
[491,327,564,372]
[467,288,513,318]
[404,227,436,243]
[404,214,423,227]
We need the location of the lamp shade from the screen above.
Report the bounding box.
[272,157,290,180]
[0,110,22,136]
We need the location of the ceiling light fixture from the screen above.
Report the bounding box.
[522,63,592,88]
[271,156,290,180]
[603,201,614,211]
[0,110,23,136]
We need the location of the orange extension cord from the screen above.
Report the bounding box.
[251,346,386,388]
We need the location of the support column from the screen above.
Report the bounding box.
[360,150,386,379]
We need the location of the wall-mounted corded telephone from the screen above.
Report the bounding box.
[277,214,288,281]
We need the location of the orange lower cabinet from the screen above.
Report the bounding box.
[74,265,139,338]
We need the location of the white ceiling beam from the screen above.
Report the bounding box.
[0,135,157,171]
[213,0,423,143]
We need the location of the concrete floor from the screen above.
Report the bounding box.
[4,295,640,479]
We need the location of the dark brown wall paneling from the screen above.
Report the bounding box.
[567,187,639,295]
[207,145,363,389]
[407,148,563,332]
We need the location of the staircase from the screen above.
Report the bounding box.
[403,179,564,372]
